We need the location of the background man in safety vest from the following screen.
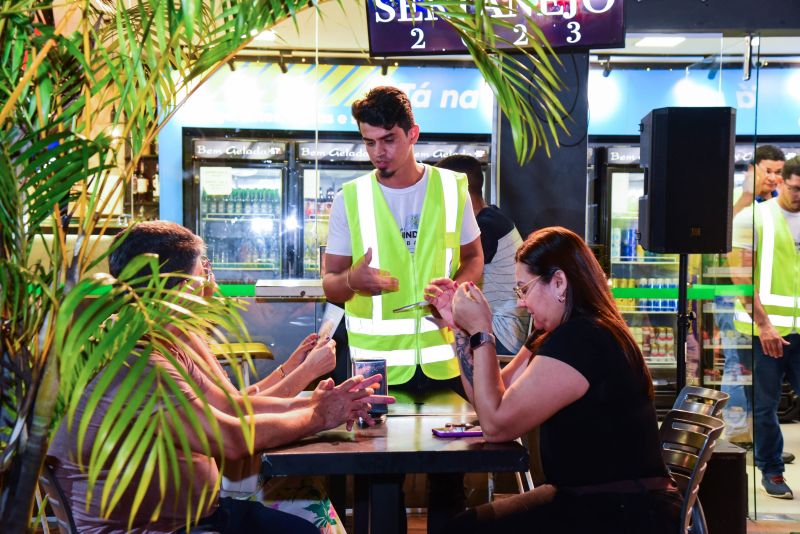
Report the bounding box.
[731,155,800,500]
[322,86,483,533]
[719,145,786,444]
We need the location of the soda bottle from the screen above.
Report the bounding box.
[626,225,638,261]
[611,227,622,260]
[636,278,648,311]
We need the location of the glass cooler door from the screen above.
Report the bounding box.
[606,167,681,403]
[301,167,367,279]
[198,164,285,283]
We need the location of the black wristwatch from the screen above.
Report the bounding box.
[469,331,496,350]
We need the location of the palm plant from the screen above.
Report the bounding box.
[0,0,565,531]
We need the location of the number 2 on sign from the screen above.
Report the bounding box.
[513,24,528,46]
[411,28,425,49]
[566,21,581,43]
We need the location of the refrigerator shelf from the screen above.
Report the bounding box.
[701,303,752,314]
[703,343,752,350]
[213,264,280,271]
[703,378,753,386]
[645,361,677,368]
[619,310,677,315]
[702,266,751,278]
[203,214,281,220]
[611,258,679,265]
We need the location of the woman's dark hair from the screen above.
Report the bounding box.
[351,86,415,133]
[109,221,205,289]
[516,226,654,399]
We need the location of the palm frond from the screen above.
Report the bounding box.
[1,0,566,529]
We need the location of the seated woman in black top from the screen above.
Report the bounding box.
[425,226,682,534]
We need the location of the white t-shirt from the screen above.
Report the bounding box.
[326,165,480,256]
[732,199,800,252]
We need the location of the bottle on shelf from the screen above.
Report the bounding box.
[611,226,621,260]
[243,189,252,215]
[151,164,160,200]
[134,163,150,202]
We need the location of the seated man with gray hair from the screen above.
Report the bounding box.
[49,221,391,533]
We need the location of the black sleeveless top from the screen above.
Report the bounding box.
[536,315,668,487]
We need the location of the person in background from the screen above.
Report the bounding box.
[733,144,786,217]
[323,86,483,533]
[718,146,792,460]
[731,156,800,499]
[48,221,390,533]
[435,155,530,355]
[426,227,681,533]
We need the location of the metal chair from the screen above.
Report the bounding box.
[209,342,273,387]
[659,409,725,534]
[38,457,77,534]
[673,385,729,417]
[671,385,731,533]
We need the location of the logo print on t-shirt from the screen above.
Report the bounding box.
[401,213,421,252]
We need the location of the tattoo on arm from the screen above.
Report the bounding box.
[454,331,474,386]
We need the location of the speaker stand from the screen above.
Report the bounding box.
[675,253,694,393]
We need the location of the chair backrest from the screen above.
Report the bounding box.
[659,409,725,534]
[672,386,730,417]
[38,457,78,534]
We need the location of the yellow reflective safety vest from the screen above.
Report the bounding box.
[342,166,467,385]
[734,198,800,336]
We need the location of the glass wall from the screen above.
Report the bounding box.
[588,35,800,521]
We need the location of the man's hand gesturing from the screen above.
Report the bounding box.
[348,248,399,296]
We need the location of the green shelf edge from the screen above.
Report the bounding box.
[612,284,753,299]
[88,284,256,297]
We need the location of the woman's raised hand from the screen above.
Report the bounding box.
[423,278,459,330]
[452,282,493,335]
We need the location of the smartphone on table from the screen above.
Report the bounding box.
[432,422,483,438]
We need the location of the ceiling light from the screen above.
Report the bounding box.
[635,36,686,48]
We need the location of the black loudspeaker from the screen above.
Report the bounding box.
[639,107,735,253]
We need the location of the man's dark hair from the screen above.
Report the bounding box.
[109,221,205,289]
[783,156,800,182]
[351,86,415,133]
[755,145,786,165]
[435,154,484,196]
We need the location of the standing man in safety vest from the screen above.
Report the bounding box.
[323,86,483,390]
[732,155,800,500]
[322,86,483,533]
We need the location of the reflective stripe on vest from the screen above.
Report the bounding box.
[734,200,800,336]
[342,167,466,374]
[350,344,455,367]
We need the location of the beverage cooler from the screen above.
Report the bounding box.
[589,142,800,416]
[185,137,291,283]
[587,145,684,411]
[184,129,491,284]
[296,141,374,279]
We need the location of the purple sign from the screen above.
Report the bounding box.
[366,0,624,56]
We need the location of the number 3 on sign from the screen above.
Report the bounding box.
[411,28,426,49]
[566,21,581,43]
